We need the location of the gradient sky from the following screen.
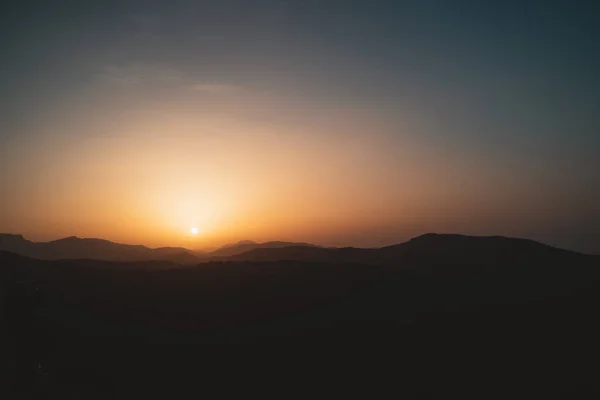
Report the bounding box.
[1,0,599,252]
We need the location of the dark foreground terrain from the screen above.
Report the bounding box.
[2,234,599,398]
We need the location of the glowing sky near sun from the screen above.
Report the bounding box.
[1,1,599,252]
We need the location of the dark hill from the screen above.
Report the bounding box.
[210,240,319,257]
[381,233,578,259]
[0,234,202,264]
[2,233,600,397]
[2,245,600,397]
[222,233,589,273]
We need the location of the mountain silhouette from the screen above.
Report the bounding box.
[0,234,202,264]
[213,240,257,250]
[209,240,319,257]
[2,232,592,268]
[2,236,599,397]
[3,232,600,397]
[221,233,590,273]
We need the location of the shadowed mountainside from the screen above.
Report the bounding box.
[0,234,203,264]
[0,234,322,264]
[2,233,590,268]
[2,233,600,397]
[226,233,589,269]
[209,240,319,257]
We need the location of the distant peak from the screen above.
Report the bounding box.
[0,233,28,245]
[0,233,25,239]
[410,233,458,241]
[59,236,80,241]
[52,236,117,244]
[411,233,437,239]
[218,240,256,248]
[406,233,553,249]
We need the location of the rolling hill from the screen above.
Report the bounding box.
[2,233,599,397]
[0,234,202,264]
[210,240,319,257]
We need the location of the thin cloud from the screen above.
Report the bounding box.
[189,83,242,95]
[98,64,185,86]
[97,65,244,97]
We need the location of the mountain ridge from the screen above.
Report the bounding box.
[222,233,590,270]
[1,232,592,267]
[0,233,200,264]
[209,240,320,257]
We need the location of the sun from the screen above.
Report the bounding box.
[190,227,199,235]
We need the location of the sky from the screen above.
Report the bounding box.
[1,0,599,252]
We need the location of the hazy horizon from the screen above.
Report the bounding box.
[2,1,599,253]
[2,230,596,256]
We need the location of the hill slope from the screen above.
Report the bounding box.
[209,240,319,257]
[224,233,589,270]
[0,234,202,264]
[2,242,599,397]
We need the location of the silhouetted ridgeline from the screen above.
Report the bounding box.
[210,240,319,257]
[0,234,203,264]
[1,234,600,397]
[0,234,322,264]
[1,232,593,266]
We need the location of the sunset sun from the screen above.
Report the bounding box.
[190,227,199,235]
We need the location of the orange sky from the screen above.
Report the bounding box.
[1,87,562,250]
[1,21,597,253]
